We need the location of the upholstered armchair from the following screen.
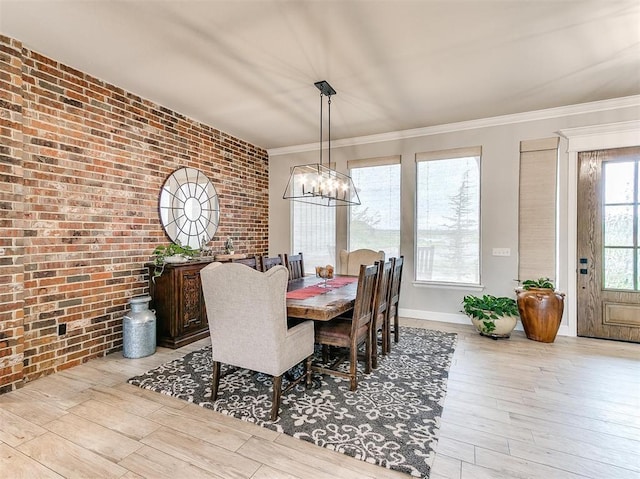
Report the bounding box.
[339,248,385,276]
[200,262,314,421]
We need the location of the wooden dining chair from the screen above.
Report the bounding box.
[371,259,393,369]
[310,263,379,391]
[261,255,284,272]
[283,252,305,280]
[231,255,261,270]
[388,255,404,348]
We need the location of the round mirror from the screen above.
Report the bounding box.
[159,167,220,249]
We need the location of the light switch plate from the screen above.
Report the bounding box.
[492,248,511,257]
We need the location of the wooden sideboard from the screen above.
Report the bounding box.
[148,258,216,348]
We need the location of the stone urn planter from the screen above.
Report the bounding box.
[516,278,565,343]
[462,294,519,339]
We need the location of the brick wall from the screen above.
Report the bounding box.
[0,36,25,394]
[0,34,269,391]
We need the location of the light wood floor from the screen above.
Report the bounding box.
[1,319,638,479]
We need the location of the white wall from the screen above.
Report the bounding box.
[268,96,640,336]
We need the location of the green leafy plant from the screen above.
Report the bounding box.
[521,277,554,290]
[462,294,519,333]
[151,242,198,277]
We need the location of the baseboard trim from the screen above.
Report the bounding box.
[399,308,574,336]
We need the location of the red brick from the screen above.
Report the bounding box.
[0,34,268,391]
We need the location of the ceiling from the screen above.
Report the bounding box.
[1,1,639,151]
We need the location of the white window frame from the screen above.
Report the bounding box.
[415,146,482,286]
[347,156,401,258]
[290,198,336,275]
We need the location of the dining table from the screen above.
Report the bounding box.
[286,275,358,321]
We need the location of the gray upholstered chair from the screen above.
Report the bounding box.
[339,248,385,276]
[200,262,314,421]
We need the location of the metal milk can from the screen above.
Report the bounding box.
[123,295,156,358]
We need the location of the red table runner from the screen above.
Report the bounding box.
[286,276,357,300]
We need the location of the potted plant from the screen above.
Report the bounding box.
[516,277,565,343]
[462,294,519,339]
[151,242,198,278]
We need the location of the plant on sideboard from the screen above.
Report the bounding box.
[516,277,565,343]
[151,242,199,278]
[462,294,519,339]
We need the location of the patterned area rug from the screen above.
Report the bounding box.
[128,327,457,478]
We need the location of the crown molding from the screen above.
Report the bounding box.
[558,119,640,151]
[268,95,640,157]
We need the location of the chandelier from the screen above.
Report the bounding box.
[283,81,360,206]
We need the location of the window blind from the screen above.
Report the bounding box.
[416,146,482,163]
[348,156,401,258]
[518,137,559,281]
[347,155,400,169]
[415,146,481,284]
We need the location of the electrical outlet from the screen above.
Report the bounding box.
[492,248,511,257]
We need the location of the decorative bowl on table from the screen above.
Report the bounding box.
[315,265,334,287]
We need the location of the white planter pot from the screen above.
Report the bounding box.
[470,314,518,339]
[164,254,189,264]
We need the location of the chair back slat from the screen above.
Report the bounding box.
[374,259,393,322]
[261,255,284,272]
[388,255,404,346]
[370,259,394,367]
[350,263,379,336]
[284,252,305,280]
[231,255,261,270]
[388,255,404,308]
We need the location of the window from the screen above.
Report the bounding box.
[292,200,335,275]
[603,158,639,290]
[416,147,481,284]
[348,156,401,258]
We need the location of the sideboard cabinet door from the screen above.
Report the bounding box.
[177,265,207,339]
[148,260,212,348]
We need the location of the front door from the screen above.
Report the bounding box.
[577,146,640,342]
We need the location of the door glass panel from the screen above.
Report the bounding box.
[602,158,638,291]
[604,247,634,290]
[604,161,634,203]
[604,205,634,246]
